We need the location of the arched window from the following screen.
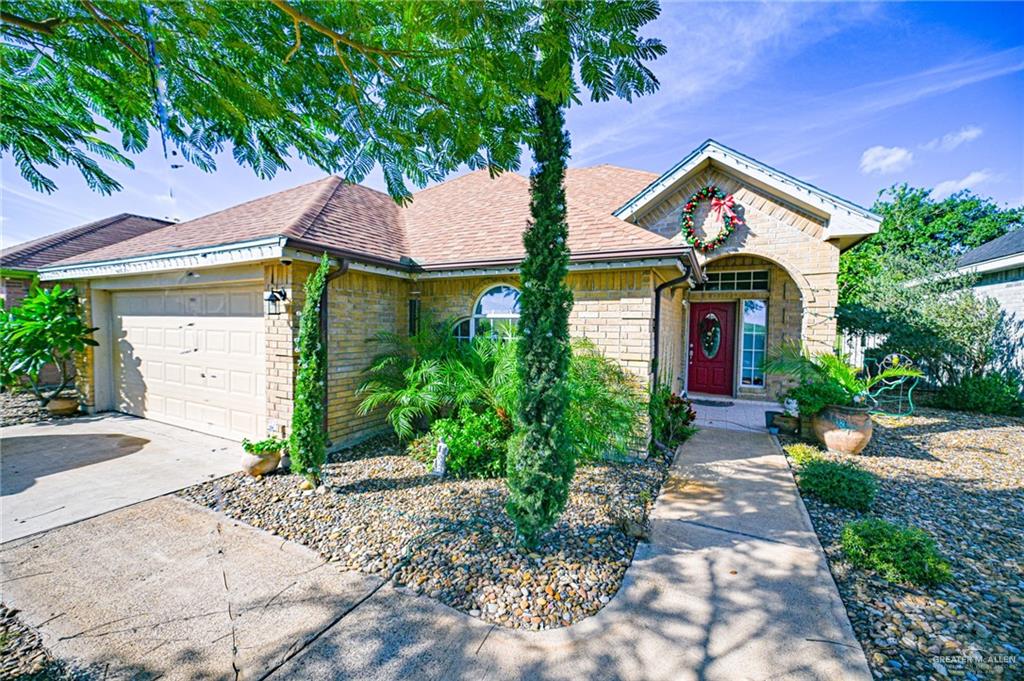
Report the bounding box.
[453,317,472,344]
[454,285,521,341]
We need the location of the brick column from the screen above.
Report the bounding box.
[264,262,313,438]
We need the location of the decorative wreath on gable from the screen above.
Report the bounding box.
[681,185,741,253]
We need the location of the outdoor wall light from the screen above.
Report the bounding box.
[264,288,288,316]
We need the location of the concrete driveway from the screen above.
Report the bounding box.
[1,413,239,541]
[0,428,871,681]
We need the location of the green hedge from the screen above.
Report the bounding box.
[841,519,952,586]
[932,373,1024,416]
[796,459,876,511]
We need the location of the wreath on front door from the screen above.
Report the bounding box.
[681,184,740,253]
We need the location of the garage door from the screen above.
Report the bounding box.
[112,286,266,440]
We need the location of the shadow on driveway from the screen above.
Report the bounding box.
[2,434,149,496]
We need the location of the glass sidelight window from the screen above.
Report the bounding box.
[741,300,767,387]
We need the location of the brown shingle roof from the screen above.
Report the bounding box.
[565,164,660,215]
[46,165,679,271]
[1,213,171,271]
[405,169,669,267]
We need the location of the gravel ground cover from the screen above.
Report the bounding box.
[0,391,79,427]
[1,604,91,680]
[180,435,669,631]
[782,408,1024,680]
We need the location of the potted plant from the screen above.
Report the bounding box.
[240,437,286,477]
[0,285,97,415]
[765,343,921,454]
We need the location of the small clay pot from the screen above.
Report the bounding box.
[46,397,79,416]
[812,405,874,455]
[240,451,282,477]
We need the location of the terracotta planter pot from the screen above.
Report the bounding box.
[812,405,873,455]
[46,397,79,416]
[240,451,282,477]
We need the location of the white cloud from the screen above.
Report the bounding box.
[932,170,993,198]
[922,125,983,152]
[859,146,914,174]
[569,3,878,163]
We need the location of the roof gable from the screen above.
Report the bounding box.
[613,139,881,245]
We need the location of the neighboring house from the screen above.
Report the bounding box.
[36,140,879,444]
[956,228,1024,321]
[1,213,172,308]
[1,213,171,385]
[956,228,1024,367]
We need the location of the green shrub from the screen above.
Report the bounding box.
[841,519,952,586]
[432,407,510,479]
[784,443,823,466]
[0,284,97,405]
[361,335,646,464]
[786,380,851,417]
[406,432,438,466]
[242,437,286,455]
[932,373,1024,416]
[797,459,876,511]
[566,340,647,462]
[766,342,920,416]
[649,385,697,447]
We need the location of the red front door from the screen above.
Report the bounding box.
[687,302,735,396]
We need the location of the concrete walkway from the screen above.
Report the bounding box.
[0,428,871,680]
[1,414,240,541]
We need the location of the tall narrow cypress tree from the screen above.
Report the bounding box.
[290,253,331,482]
[506,6,574,548]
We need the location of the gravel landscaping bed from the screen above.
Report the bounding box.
[782,408,1024,680]
[1,604,90,680]
[0,391,79,427]
[179,435,670,631]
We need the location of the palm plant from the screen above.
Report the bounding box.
[441,335,520,421]
[765,342,922,415]
[357,331,646,462]
[357,359,447,439]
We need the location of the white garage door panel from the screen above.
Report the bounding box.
[112,287,265,441]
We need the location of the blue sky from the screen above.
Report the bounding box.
[2,1,1022,247]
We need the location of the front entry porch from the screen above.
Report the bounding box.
[688,394,779,433]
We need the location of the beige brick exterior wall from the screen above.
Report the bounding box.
[417,269,673,386]
[656,283,685,392]
[635,166,840,362]
[70,281,95,406]
[324,270,408,444]
[263,262,313,438]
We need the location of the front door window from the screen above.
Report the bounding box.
[699,313,721,359]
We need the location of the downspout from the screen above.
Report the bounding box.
[651,264,692,388]
[320,258,350,438]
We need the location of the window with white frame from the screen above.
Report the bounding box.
[703,270,769,292]
[453,285,521,341]
[741,299,767,387]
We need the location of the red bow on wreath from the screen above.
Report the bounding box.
[710,194,736,221]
